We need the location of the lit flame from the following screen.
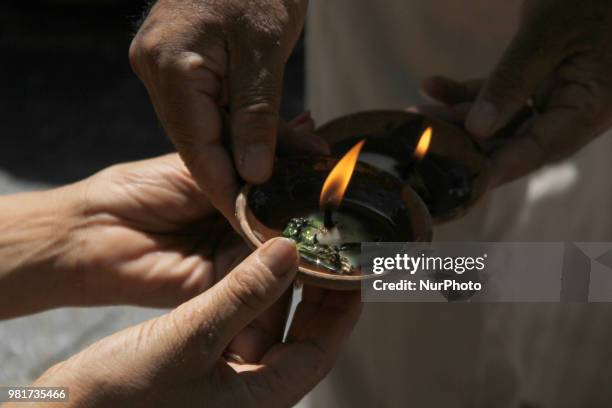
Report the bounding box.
[320,139,366,210]
[414,127,432,160]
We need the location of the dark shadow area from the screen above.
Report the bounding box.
[0,0,304,185]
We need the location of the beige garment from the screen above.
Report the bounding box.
[304,1,612,407]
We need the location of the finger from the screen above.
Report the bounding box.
[466,25,562,138]
[214,229,291,363]
[154,50,240,226]
[489,104,599,187]
[226,287,293,363]
[278,119,330,155]
[97,153,215,219]
[420,76,484,106]
[243,289,362,406]
[229,41,286,184]
[407,104,468,125]
[169,237,298,366]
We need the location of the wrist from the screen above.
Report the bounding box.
[0,184,85,318]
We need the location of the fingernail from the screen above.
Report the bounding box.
[241,143,273,183]
[289,111,312,128]
[258,238,298,277]
[466,100,498,137]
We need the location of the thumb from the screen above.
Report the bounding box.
[170,237,298,365]
[229,43,286,184]
[466,25,561,138]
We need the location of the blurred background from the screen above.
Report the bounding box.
[0,0,304,384]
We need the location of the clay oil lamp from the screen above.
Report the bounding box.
[237,110,490,290]
[236,138,433,290]
[317,110,490,223]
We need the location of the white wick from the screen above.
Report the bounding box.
[317,226,343,246]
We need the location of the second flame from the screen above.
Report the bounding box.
[415,127,432,160]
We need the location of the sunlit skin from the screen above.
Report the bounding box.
[130,0,312,225]
[0,153,362,408]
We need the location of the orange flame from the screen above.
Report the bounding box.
[320,140,366,210]
[414,127,432,160]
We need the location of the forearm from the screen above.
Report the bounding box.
[0,187,82,319]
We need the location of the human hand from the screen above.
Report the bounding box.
[129,0,324,224]
[11,238,360,408]
[420,0,612,187]
[0,154,248,318]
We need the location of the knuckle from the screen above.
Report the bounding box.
[226,263,271,313]
[257,365,292,403]
[167,53,225,96]
[140,33,170,63]
[264,364,286,390]
[300,338,333,377]
[233,65,283,100]
[245,365,301,407]
[133,318,161,351]
[234,102,279,125]
[244,369,276,399]
[128,38,143,74]
[130,29,176,70]
[232,103,280,142]
[241,378,271,407]
[169,302,221,354]
[177,52,207,74]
